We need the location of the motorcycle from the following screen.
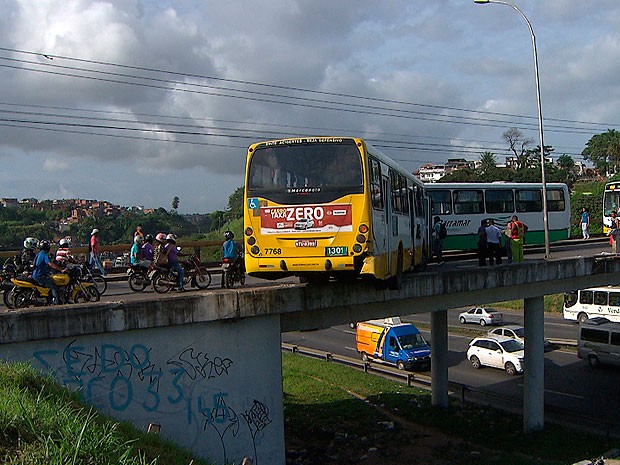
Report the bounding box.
[127,263,153,292]
[10,267,100,308]
[221,254,245,289]
[149,254,212,294]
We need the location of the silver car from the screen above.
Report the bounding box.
[458,307,503,326]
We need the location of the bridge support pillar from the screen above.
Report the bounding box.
[431,309,448,408]
[524,296,545,432]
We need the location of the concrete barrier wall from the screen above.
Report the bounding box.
[0,313,285,465]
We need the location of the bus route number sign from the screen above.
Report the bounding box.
[325,246,348,257]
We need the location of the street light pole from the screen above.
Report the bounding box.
[474,0,551,258]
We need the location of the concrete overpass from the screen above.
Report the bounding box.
[0,254,618,465]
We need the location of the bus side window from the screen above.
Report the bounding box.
[580,291,594,305]
[516,189,542,212]
[428,190,451,215]
[594,291,608,306]
[369,158,383,210]
[547,189,566,212]
[611,332,620,346]
[610,292,620,307]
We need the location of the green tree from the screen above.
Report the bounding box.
[439,168,482,182]
[226,186,244,221]
[171,196,180,212]
[478,151,497,175]
[582,129,620,175]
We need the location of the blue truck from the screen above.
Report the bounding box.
[356,318,431,371]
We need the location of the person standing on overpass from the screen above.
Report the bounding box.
[509,215,528,263]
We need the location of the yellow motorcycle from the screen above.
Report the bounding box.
[10,267,100,308]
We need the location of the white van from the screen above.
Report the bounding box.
[577,318,620,368]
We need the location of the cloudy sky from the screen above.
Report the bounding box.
[0,0,619,213]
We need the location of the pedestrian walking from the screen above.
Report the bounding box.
[509,215,528,263]
[477,219,488,267]
[89,228,107,276]
[485,219,503,265]
[580,207,590,240]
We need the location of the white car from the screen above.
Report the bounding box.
[294,218,315,230]
[458,307,503,326]
[467,335,524,375]
[488,325,551,348]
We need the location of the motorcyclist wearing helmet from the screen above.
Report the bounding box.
[164,233,186,291]
[18,236,39,272]
[32,240,66,304]
[222,230,245,274]
[130,235,151,268]
[55,237,77,266]
[153,232,168,266]
[141,234,155,264]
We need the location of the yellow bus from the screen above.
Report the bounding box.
[243,136,429,288]
[603,181,620,234]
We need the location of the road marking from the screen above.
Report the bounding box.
[517,384,583,400]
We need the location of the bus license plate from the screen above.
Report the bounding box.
[325,246,348,257]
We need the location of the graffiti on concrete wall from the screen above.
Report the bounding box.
[29,338,273,465]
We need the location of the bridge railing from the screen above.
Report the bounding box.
[0,240,224,268]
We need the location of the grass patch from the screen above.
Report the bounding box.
[492,294,565,314]
[283,352,616,464]
[0,362,212,465]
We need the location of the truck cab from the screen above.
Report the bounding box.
[356,318,431,371]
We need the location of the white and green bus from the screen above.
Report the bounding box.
[425,182,571,251]
[564,286,620,324]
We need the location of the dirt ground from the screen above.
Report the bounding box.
[284,402,485,465]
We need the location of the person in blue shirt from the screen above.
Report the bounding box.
[221,230,245,285]
[580,207,590,240]
[32,240,66,304]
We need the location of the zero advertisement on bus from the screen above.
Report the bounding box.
[259,203,352,234]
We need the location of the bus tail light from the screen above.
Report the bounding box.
[245,227,253,236]
[356,234,366,244]
[247,236,256,246]
[358,224,369,234]
[250,245,260,255]
[352,244,362,253]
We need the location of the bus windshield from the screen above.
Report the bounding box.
[247,141,364,203]
[604,189,620,216]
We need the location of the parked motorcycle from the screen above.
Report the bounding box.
[149,254,212,294]
[10,267,100,308]
[127,263,152,292]
[221,255,245,289]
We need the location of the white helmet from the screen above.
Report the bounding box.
[59,237,71,247]
[23,237,38,250]
[166,233,177,243]
[91,228,99,236]
[134,235,144,245]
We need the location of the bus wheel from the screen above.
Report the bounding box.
[578,312,589,324]
[388,248,403,290]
